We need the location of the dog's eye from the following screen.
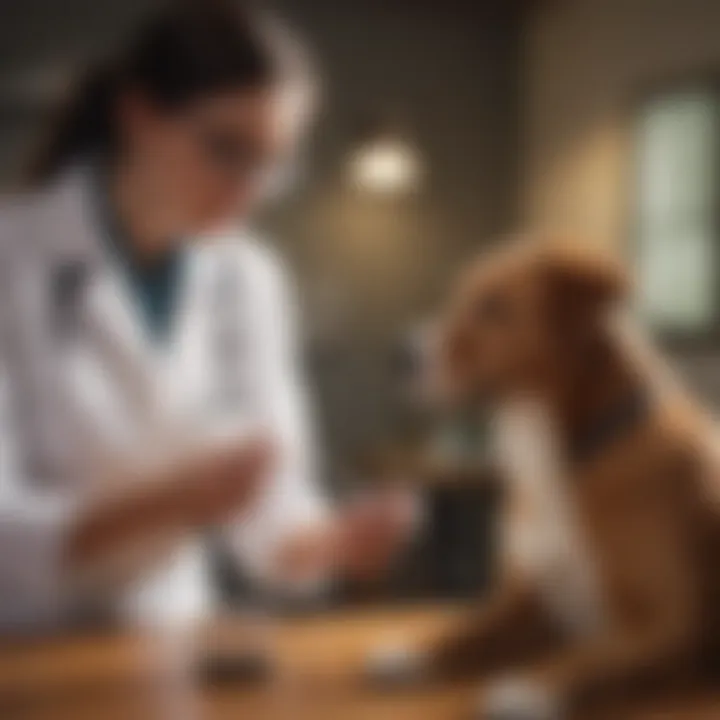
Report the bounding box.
[474,293,510,324]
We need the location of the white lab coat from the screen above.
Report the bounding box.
[0,166,327,631]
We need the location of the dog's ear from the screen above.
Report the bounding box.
[542,241,629,332]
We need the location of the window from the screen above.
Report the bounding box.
[635,87,720,336]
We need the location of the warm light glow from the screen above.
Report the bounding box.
[348,138,423,193]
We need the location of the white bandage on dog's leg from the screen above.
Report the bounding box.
[480,676,563,720]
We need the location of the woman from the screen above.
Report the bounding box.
[0,0,411,631]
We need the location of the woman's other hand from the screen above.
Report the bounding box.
[275,485,422,588]
[67,435,274,569]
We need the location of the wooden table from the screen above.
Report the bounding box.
[1,605,718,720]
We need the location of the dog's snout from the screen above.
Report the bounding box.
[444,323,473,368]
[391,337,424,380]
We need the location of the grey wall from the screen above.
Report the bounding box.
[267,0,520,473]
[0,0,522,478]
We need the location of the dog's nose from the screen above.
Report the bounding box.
[391,323,438,383]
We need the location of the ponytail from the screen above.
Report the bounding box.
[26,64,122,185]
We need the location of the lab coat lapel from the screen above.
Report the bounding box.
[155,244,217,437]
[84,269,162,419]
[48,168,179,467]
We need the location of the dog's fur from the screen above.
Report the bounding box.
[423,236,720,717]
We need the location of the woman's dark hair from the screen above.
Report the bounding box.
[27,0,301,185]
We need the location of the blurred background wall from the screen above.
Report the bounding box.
[523,0,720,404]
[523,0,720,244]
[263,0,521,476]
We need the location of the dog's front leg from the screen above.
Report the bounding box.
[479,472,701,720]
[479,619,696,720]
[366,577,557,687]
[429,578,557,680]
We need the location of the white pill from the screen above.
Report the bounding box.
[365,642,428,686]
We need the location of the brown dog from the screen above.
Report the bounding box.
[370,235,720,719]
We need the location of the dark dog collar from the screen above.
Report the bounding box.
[568,389,651,466]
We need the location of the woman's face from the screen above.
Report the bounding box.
[121,85,294,233]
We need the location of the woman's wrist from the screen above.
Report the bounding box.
[273,521,341,586]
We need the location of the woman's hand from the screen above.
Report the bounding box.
[67,436,273,569]
[275,487,421,589]
[333,487,422,582]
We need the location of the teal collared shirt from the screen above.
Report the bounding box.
[106,234,186,343]
[93,167,187,343]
